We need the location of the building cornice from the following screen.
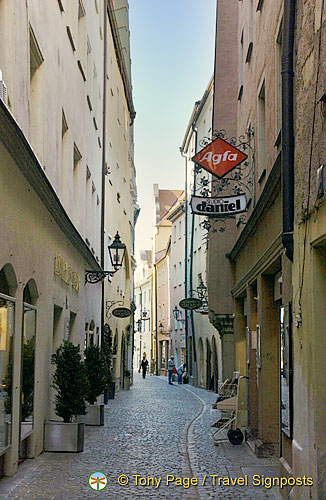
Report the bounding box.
[0,100,101,271]
[107,1,136,122]
[227,153,282,262]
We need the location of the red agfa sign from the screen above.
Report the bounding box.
[192,137,248,178]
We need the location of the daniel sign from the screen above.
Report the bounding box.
[191,194,247,216]
[192,137,247,178]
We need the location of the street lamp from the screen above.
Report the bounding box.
[159,322,164,334]
[136,318,142,332]
[108,232,126,271]
[85,232,126,283]
[173,306,186,324]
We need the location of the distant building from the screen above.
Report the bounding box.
[134,250,152,371]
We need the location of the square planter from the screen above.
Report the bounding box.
[84,404,104,426]
[104,382,115,404]
[123,376,130,390]
[44,421,84,452]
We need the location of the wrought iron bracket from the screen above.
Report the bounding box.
[85,270,117,284]
[106,299,124,319]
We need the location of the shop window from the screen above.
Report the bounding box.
[20,280,38,451]
[0,264,17,453]
[280,304,293,438]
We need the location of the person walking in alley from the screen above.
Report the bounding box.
[140,355,149,379]
[177,363,186,384]
[167,355,175,385]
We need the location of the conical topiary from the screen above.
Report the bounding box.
[84,344,108,405]
[51,341,89,423]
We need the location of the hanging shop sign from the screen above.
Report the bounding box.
[192,136,247,178]
[190,194,247,217]
[179,298,202,310]
[112,307,131,318]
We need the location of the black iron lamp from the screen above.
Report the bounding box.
[136,318,142,332]
[173,306,186,324]
[85,232,126,284]
[158,322,164,334]
[108,232,126,271]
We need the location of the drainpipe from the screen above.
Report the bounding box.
[281,0,296,262]
[180,148,189,373]
[101,0,108,343]
[189,124,198,386]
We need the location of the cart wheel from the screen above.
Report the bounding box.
[227,428,244,445]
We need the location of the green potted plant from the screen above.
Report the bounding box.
[102,325,115,402]
[123,368,131,390]
[83,344,107,425]
[44,341,88,452]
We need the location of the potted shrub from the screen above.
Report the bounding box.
[123,369,131,390]
[44,341,88,452]
[102,325,116,403]
[83,344,107,425]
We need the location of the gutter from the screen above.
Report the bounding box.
[281,0,296,262]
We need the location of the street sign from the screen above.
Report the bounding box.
[191,194,247,216]
[112,307,131,318]
[192,136,247,178]
[179,298,202,310]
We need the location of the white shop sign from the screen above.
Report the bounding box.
[190,194,247,216]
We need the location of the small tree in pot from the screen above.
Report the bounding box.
[102,325,115,401]
[52,341,88,422]
[84,344,107,404]
[44,341,88,452]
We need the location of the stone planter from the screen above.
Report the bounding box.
[104,382,115,404]
[84,404,104,426]
[44,421,84,452]
[123,376,130,390]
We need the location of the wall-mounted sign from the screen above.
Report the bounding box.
[192,137,247,178]
[191,194,247,216]
[54,255,80,292]
[112,307,131,318]
[179,298,202,310]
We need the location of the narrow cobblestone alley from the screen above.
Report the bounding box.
[0,376,281,500]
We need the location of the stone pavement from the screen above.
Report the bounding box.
[0,374,282,500]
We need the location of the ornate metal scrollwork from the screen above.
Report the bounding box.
[192,127,255,237]
[85,270,115,284]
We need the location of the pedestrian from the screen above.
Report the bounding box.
[177,363,186,385]
[167,355,175,385]
[140,355,149,379]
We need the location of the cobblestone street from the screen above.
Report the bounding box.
[0,375,281,500]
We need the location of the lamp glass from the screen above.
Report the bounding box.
[109,232,126,270]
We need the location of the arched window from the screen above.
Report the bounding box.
[0,264,17,451]
[21,279,38,438]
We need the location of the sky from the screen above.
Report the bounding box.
[129,0,217,254]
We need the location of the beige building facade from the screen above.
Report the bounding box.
[0,0,136,479]
[291,0,326,498]
[134,250,152,371]
[0,0,104,476]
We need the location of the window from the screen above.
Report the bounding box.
[174,315,178,331]
[77,0,86,80]
[178,262,182,286]
[276,20,283,143]
[173,265,177,287]
[73,144,82,225]
[123,177,127,210]
[29,26,44,162]
[117,86,120,122]
[116,163,120,197]
[246,0,254,62]
[239,30,244,100]
[173,224,177,243]
[258,81,266,180]
[178,220,182,239]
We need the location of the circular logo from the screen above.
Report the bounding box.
[88,471,108,491]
